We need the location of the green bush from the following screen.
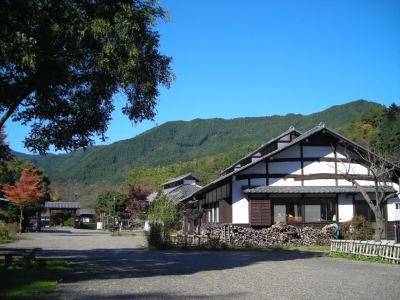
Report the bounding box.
[148,223,164,249]
[340,216,375,240]
[0,222,19,239]
[147,195,179,249]
[63,218,75,227]
[79,222,96,230]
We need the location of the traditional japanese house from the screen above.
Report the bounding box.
[147,173,203,205]
[182,124,400,238]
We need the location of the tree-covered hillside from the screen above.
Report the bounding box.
[14,100,380,186]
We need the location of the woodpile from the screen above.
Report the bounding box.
[204,224,336,248]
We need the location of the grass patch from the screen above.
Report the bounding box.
[0,235,21,245]
[277,245,331,252]
[0,259,71,298]
[326,252,391,263]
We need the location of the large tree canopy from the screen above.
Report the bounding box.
[0,0,174,153]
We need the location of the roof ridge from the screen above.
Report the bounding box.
[220,126,302,174]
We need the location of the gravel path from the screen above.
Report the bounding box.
[2,228,400,299]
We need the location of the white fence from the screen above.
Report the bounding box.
[331,240,400,263]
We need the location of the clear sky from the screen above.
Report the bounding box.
[6,0,400,154]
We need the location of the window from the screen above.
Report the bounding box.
[273,198,336,224]
[354,201,375,222]
[273,200,303,224]
[305,199,336,222]
[396,203,400,210]
[206,202,219,223]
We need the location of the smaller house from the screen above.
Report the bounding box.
[77,209,96,223]
[147,173,203,205]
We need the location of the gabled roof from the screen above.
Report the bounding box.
[162,173,199,186]
[147,184,203,205]
[220,126,302,175]
[78,209,96,215]
[181,124,400,202]
[45,202,81,209]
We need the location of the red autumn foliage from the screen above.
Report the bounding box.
[126,186,149,219]
[1,168,45,207]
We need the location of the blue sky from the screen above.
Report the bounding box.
[7,0,400,154]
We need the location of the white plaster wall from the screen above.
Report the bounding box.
[241,162,266,175]
[274,145,301,158]
[250,178,266,186]
[269,178,302,186]
[303,161,335,174]
[337,163,369,175]
[387,197,400,221]
[183,179,196,185]
[303,146,335,158]
[277,142,290,149]
[354,180,376,186]
[232,180,249,224]
[337,179,353,186]
[268,161,301,174]
[303,179,336,186]
[338,194,353,222]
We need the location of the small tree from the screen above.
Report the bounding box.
[339,146,399,241]
[1,168,45,232]
[147,194,179,247]
[126,186,149,220]
[96,190,128,227]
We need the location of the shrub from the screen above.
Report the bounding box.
[147,195,179,248]
[148,223,164,249]
[0,222,19,239]
[340,216,375,240]
[63,218,75,227]
[79,222,96,230]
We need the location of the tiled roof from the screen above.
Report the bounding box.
[162,173,199,186]
[243,185,398,194]
[168,184,203,205]
[78,209,96,215]
[148,184,203,205]
[45,202,81,209]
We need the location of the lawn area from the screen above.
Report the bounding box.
[0,259,70,298]
[326,252,393,264]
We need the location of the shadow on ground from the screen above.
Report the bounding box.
[43,246,324,283]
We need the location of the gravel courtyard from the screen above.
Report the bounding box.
[2,228,400,300]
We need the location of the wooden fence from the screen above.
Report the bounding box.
[331,240,400,263]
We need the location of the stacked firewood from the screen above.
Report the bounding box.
[205,224,336,248]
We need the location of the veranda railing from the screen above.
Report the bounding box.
[331,240,400,263]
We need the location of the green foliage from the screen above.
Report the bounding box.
[147,194,179,248]
[79,222,97,230]
[15,100,379,187]
[96,190,128,219]
[0,221,19,239]
[0,259,69,297]
[339,102,400,159]
[340,216,375,240]
[327,252,390,263]
[50,211,73,226]
[1,0,173,153]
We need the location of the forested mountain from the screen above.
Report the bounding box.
[14,100,380,187]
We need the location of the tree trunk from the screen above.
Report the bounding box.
[374,210,386,242]
[19,207,23,234]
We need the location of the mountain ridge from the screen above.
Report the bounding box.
[13,99,382,186]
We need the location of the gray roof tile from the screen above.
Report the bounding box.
[45,202,81,209]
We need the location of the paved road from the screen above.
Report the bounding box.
[2,228,400,299]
